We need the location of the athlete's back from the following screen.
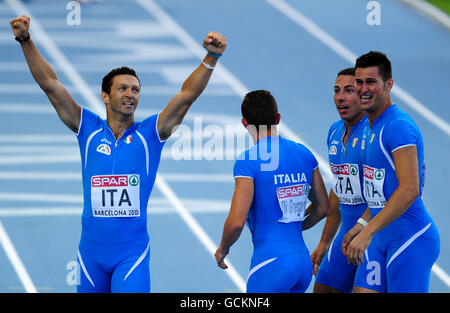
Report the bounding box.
[234,136,318,292]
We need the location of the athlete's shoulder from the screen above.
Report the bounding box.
[81,107,103,124]
[281,137,318,169]
[77,107,104,138]
[136,113,165,145]
[234,148,258,179]
[327,119,343,144]
[137,113,158,130]
[329,119,344,132]
[382,105,420,134]
[380,106,422,152]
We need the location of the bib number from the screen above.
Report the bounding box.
[91,174,140,217]
[363,165,386,208]
[276,184,309,223]
[330,163,364,205]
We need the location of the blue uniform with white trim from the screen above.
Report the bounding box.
[233,136,318,293]
[354,104,440,292]
[76,107,165,292]
[315,116,368,292]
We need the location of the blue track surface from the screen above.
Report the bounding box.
[0,0,448,292]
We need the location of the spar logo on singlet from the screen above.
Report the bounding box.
[90,174,140,217]
[276,184,309,223]
[330,163,364,205]
[363,165,386,208]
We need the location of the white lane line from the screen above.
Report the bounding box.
[0,171,233,182]
[6,0,105,118]
[155,176,246,292]
[0,155,80,165]
[0,83,234,96]
[431,263,450,288]
[135,0,333,184]
[0,205,231,217]
[0,208,82,217]
[0,192,228,208]
[135,0,333,292]
[0,151,247,164]
[400,0,450,30]
[266,0,450,288]
[266,0,450,136]
[0,220,37,293]
[0,192,83,203]
[0,134,75,143]
[5,0,239,293]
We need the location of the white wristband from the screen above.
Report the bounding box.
[202,62,215,70]
[357,218,368,227]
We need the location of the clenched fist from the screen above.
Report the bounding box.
[203,31,227,57]
[10,15,30,39]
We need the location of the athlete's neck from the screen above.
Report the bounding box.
[252,127,278,144]
[343,111,365,144]
[107,116,134,140]
[368,97,393,127]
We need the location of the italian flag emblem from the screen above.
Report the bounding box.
[125,135,132,144]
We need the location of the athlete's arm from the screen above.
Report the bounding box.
[10,15,81,133]
[310,189,341,275]
[215,177,253,270]
[341,207,371,257]
[157,31,227,141]
[302,168,330,231]
[346,145,420,265]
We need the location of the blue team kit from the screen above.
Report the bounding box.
[315,115,368,292]
[234,136,318,292]
[76,107,165,292]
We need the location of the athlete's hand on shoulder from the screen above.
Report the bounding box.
[10,15,30,39]
[203,31,227,56]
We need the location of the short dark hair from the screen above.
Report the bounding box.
[101,66,140,94]
[241,90,278,127]
[337,67,355,78]
[355,51,392,81]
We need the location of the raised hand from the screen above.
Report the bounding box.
[10,15,30,39]
[203,31,227,57]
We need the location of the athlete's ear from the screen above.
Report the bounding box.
[101,91,110,106]
[241,118,248,127]
[385,78,394,91]
[275,113,281,125]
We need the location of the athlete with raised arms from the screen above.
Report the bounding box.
[10,15,227,292]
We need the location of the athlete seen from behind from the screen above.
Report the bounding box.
[214,90,329,293]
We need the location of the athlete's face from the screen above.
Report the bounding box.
[355,66,393,117]
[103,74,140,117]
[334,74,362,124]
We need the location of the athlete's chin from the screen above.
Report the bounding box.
[121,106,136,115]
[359,102,375,113]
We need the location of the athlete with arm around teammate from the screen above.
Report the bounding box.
[10,15,227,293]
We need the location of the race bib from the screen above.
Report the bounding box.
[330,163,364,205]
[91,174,140,217]
[276,184,309,223]
[363,165,386,208]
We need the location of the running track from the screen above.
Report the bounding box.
[0,0,448,292]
